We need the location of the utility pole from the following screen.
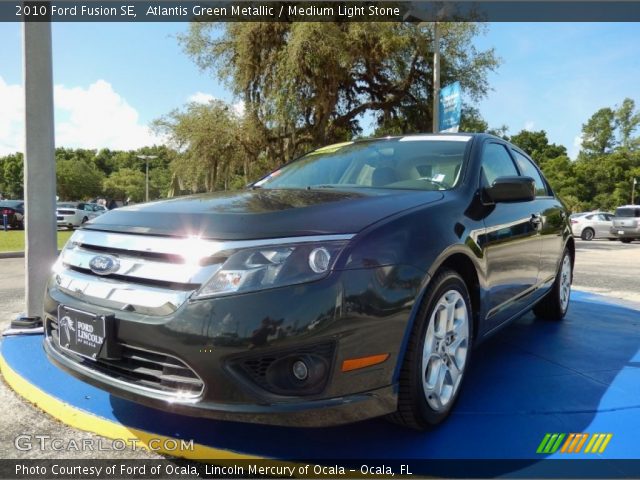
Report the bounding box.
[433,22,441,133]
[633,178,637,205]
[14,19,57,328]
[136,155,158,202]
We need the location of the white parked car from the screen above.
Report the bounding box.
[570,211,615,240]
[56,202,107,229]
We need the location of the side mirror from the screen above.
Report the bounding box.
[484,176,535,203]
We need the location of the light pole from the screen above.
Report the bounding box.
[432,22,440,133]
[406,17,441,133]
[136,155,158,202]
[14,18,57,329]
[633,178,638,205]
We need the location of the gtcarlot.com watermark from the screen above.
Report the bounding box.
[14,434,194,452]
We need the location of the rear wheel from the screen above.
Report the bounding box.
[389,270,472,430]
[620,239,632,244]
[580,228,594,241]
[533,249,572,320]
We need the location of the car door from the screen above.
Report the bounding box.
[84,204,97,219]
[511,149,565,287]
[595,213,612,237]
[479,142,542,331]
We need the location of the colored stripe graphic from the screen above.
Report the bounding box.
[537,433,566,453]
[598,434,613,453]
[540,433,613,454]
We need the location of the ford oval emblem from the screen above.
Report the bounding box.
[88,255,120,276]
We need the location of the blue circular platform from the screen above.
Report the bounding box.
[1,291,639,476]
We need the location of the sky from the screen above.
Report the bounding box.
[0,22,639,158]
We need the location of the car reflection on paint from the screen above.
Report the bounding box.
[43,133,574,429]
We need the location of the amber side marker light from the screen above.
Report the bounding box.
[342,354,390,372]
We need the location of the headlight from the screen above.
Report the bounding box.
[192,241,347,299]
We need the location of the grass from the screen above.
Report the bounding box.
[0,230,74,253]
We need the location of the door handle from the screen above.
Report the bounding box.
[530,213,542,230]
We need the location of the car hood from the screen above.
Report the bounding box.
[83,188,444,240]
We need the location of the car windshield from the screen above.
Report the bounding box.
[0,200,22,208]
[57,203,79,208]
[255,136,471,191]
[615,207,640,217]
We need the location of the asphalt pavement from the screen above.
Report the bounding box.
[0,239,639,459]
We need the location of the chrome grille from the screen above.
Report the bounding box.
[53,229,354,316]
[47,316,204,398]
[53,229,226,315]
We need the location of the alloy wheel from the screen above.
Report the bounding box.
[559,254,571,312]
[421,289,469,412]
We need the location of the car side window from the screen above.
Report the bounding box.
[480,143,519,187]
[512,151,548,196]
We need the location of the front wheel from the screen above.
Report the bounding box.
[388,270,472,430]
[533,249,572,320]
[620,239,632,244]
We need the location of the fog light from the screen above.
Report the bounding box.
[292,360,309,381]
[308,247,331,273]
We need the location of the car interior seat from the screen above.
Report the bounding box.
[371,167,398,187]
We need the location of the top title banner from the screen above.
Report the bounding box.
[3,1,640,22]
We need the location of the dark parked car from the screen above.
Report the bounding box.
[43,134,574,429]
[0,200,25,229]
[610,205,640,243]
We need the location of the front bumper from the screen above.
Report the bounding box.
[43,337,396,427]
[43,265,424,427]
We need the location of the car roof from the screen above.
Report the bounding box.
[351,132,492,144]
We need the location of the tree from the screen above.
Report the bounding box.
[103,168,146,203]
[180,22,499,166]
[459,105,488,133]
[508,130,566,166]
[0,153,24,198]
[614,98,640,151]
[56,158,104,200]
[153,100,245,192]
[579,107,616,157]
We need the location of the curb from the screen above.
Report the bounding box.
[0,347,261,461]
[0,250,61,259]
[0,251,24,259]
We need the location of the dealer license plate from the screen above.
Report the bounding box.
[57,305,106,360]
[618,230,625,235]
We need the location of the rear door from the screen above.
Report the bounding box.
[480,142,542,330]
[593,213,610,237]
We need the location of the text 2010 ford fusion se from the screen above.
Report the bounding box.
[44,134,573,429]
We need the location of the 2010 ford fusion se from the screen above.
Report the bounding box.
[44,133,573,429]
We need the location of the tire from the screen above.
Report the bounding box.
[580,228,594,241]
[533,249,572,320]
[81,216,88,224]
[620,239,632,244]
[388,270,473,430]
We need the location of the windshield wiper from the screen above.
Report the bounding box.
[307,184,336,189]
